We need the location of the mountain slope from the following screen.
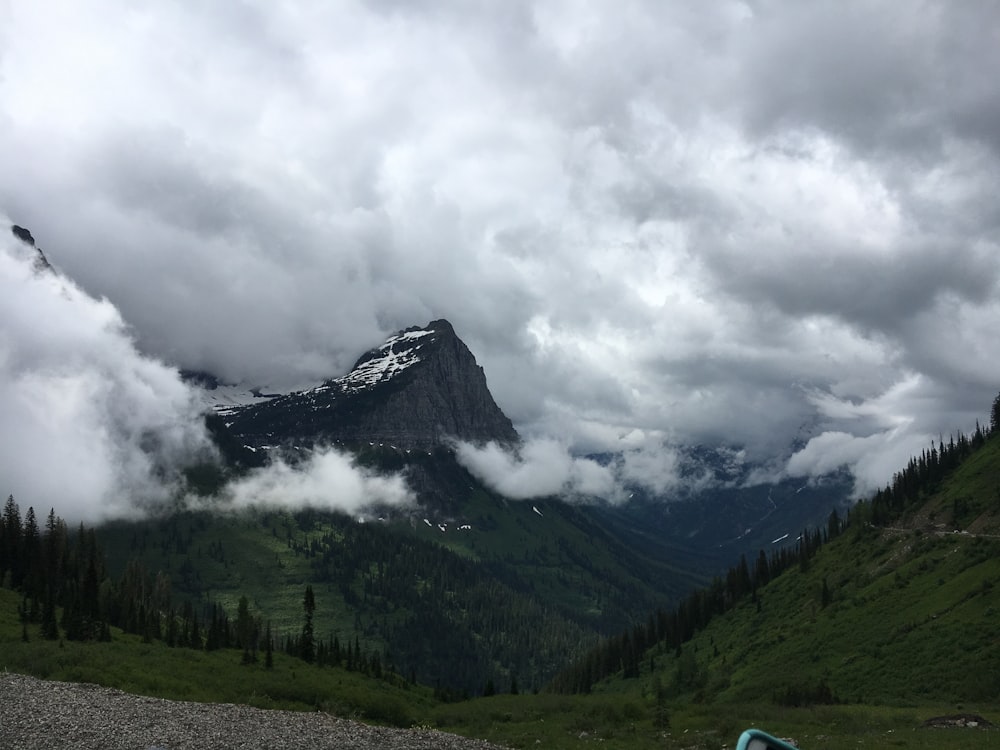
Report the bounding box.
[94,318,747,694]
[96,448,720,694]
[589,431,1000,705]
[224,320,518,450]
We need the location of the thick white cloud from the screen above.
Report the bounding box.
[0,219,214,522]
[786,430,928,498]
[2,1,999,500]
[617,443,685,496]
[455,436,696,502]
[455,439,619,501]
[219,448,413,514]
[784,373,985,496]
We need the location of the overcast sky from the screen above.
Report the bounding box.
[2,0,999,507]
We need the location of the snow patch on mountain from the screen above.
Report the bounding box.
[198,383,284,415]
[194,327,438,420]
[313,327,437,396]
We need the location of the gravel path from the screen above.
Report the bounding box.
[0,672,510,750]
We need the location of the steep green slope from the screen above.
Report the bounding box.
[593,435,1000,706]
[691,529,1000,704]
[895,435,1000,533]
[398,489,715,630]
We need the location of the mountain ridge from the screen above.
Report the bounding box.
[223,319,519,451]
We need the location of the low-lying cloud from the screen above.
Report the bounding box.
[218,448,413,513]
[454,438,617,501]
[454,437,696,503]
[783,374,982,498]
[786,429,929,499]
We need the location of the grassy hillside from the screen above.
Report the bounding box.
[0,587,433,726]
[896,434,1000,533]
[3,581,995,750]
[565,435,1000,741]
[96,507,594,694]
[687,435,1000,705]
[670,527,1000,705]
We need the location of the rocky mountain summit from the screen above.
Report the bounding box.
[9,222,52,270]
[225,319,519,451]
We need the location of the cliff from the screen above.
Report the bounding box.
[226,319,519,450]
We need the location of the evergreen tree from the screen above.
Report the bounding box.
[236,595,253,652]
[190,611,202,650]
[827,509,842,540]
[2,495,21,587]
[754,549,770,587]
[301,585,316,663]
[41,588,59,640]
[166,607,178,647]
[652,673,670,728]
[21,507,40,601]
[43,508,66,601]
[265,621,274,670]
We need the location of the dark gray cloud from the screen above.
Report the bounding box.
[1,1,998,502]
[735,2,1000,157]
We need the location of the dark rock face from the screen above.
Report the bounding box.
[10,224,52,271]
[227,319,519,450]
[11,224,35,245]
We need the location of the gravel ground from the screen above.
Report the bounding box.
[0,672,510,750]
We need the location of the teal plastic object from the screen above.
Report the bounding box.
[736,728,800,750]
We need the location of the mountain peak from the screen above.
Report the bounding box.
[426,318,455,333]
[225,320,519,450]
[11,224,35,246]
[339,321,449,394]
[9,223,52,271]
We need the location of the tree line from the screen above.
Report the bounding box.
[1,494,592,695]
[274,508,597,694]
[0,500,399,685]
[854,419,994,526]
[0,497,241,649]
